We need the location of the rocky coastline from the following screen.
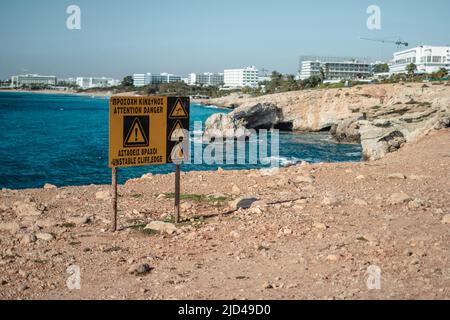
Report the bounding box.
[201,83,450,160]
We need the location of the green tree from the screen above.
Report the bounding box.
[121,75,134,87]
[373,63,389,73]
[406,63,417,79]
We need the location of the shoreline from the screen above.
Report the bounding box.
[0,89,234,109]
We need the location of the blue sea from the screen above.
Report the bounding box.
[0,92,361,189]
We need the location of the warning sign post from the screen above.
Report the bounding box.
[109,96,190,230]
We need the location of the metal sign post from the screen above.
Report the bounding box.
[174,164,181,223]
[111,167,118,232]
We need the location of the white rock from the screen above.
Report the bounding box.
[229,231,240,238]
[95,190,111,201]
[35,232,54,241]
[35,218,58,228]
[43,183,57,190]
[387,192,411,205]
[313,222,327,230]
[140,173,153,179]
[13,200,42,216]
[67,216,91,226]
[144,221,178,235]
[326,254,339,262]
[322,195,341,206]
[388,173,406,180]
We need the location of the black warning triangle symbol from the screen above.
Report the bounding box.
[124,117,149,147]
[169,99,188,118]
[169,120,187,141]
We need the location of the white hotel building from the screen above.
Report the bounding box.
[188,72,224,86]
[298,57,372,81]
[132,73,182,87]
[223,66,259,89]
[389,45,450,75]
[76,77,118,89]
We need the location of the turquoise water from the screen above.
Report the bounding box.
[0,92,361,189]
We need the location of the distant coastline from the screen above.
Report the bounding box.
[0,89,223,106]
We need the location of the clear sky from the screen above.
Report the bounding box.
[0,0,449,79]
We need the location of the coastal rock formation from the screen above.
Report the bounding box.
[202,83,450,160]
[203,103,282,140]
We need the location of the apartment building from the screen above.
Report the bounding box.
[389,45,450,75]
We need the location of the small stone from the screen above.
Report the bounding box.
[95,190,111,201]
[35,218,58,228]
[180,202,193,210]
[230,197,258,210]
[354,198,368,206]
[326,254,339,262]
[294,175,315,184]
[356,175,365,180]
[231,184,241,195]
[250,207,263,214]
[322,195,341,206]
[283,228,293,235]
[388,173,406,180]
[35,232,54,241]
[229,231,240,238]
[141,173,153,179]
[67,216,91,226]
[408,199,424,209]
[128,263,152,275]
[156,193,165,199]
[313,222,327,230]
[263,282,273,289]
[387,192,411,205]
[43,183,57,190]
[144,221,178,235]
[442,214,450,224]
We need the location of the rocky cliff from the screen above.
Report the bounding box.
[202,83,450,160]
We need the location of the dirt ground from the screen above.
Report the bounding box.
[0,129,449,300]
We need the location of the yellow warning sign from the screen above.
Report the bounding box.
[169,120,187,141]
[109,96,190,167]
[169,99,188,118]
[109,96,167,168]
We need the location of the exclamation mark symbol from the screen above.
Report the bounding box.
[135,128,138,141]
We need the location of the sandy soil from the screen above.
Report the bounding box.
[0,129,449,300]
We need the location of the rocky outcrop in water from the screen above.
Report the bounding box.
[203,83,450,160]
